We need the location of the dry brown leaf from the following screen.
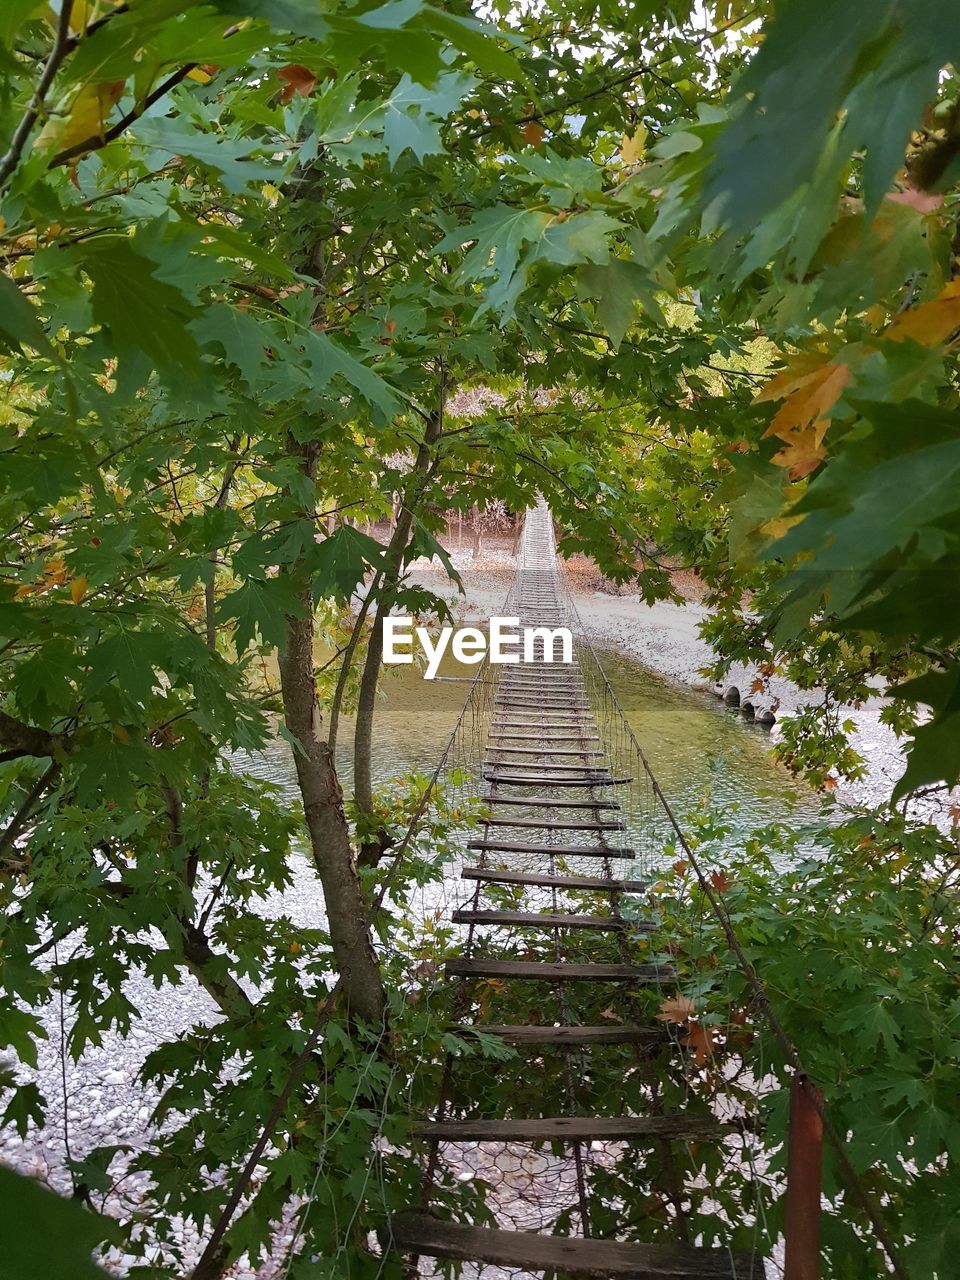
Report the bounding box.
[683,1023,715,1066]
[657,994,696,1024]
[277,64,318,103]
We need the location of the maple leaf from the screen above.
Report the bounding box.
[657,994,696,1023]
[885,279,960,347]
[70,577,87,605]
[683,1023,715,1066]
[672,859,689,877]
[750,677,766,694]
[755,357,851,480]
[709,869,733,893]
[522,121,546,146]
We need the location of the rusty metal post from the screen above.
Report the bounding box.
[784,1073,824,1280]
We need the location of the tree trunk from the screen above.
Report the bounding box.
[278,443,385,1027]
[353,411,443,862]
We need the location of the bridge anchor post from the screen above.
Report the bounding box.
[784,1072,823,1280]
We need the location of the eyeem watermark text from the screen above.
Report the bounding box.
[383,616,573,680]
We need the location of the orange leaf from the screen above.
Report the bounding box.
[750,677,766,695]
[885,279,960,347]
[657,994,696,1024]
[709,869,732,893]
[683,1023,715,1066]
[756,357,850,480]
[70,576,87,604]
[277,64,318,103]
[672,860,689,877]
[522,120,545,146]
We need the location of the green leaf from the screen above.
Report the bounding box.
[2,1082,45,1138]
[0,275,49,354]
[0,0,44,50]
[217,575,306,651]
[0,1164,114,1279]
[407,520,463,588]
[131,115,281,195]
[303,330,398,415]
[309,526,385,603]
[191,303,269,385]
[891,668,960,800]
[79,238,202,374]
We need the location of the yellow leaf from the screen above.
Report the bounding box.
[621,124,647,165]
[187,67,214,85]
[70,576,87,604]
[38,80,124,154]
[756,357,851,480]
[885,279,960,347]
[68,0,93,34]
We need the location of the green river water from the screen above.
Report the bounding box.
[236,646,820,837]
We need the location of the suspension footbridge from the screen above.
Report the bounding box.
[384,503,767,1279]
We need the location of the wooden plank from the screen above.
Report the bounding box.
[480,817,625,831]
[484,761,614,774]
[463,868,640,891]
[480,795,621,810]
[386,1215,764,1278]
[483,773,632,787]
[453,909,649,932]
[490,722,597,732]
[470,838,634,857]
[445,958,675,983]
[486,747,605,757]
[497,682,585,691]
[462,867,646,891]
[410,1115,726,1142]
[498,699,591,710]
[485,756,605,767]
[451,1022,658,1043]
[487,733,600,742]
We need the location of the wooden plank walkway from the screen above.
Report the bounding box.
[388,500,766,1278]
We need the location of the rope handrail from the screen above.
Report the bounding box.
[560,565,909,1280]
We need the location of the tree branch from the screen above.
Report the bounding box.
[0,0,73,187]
